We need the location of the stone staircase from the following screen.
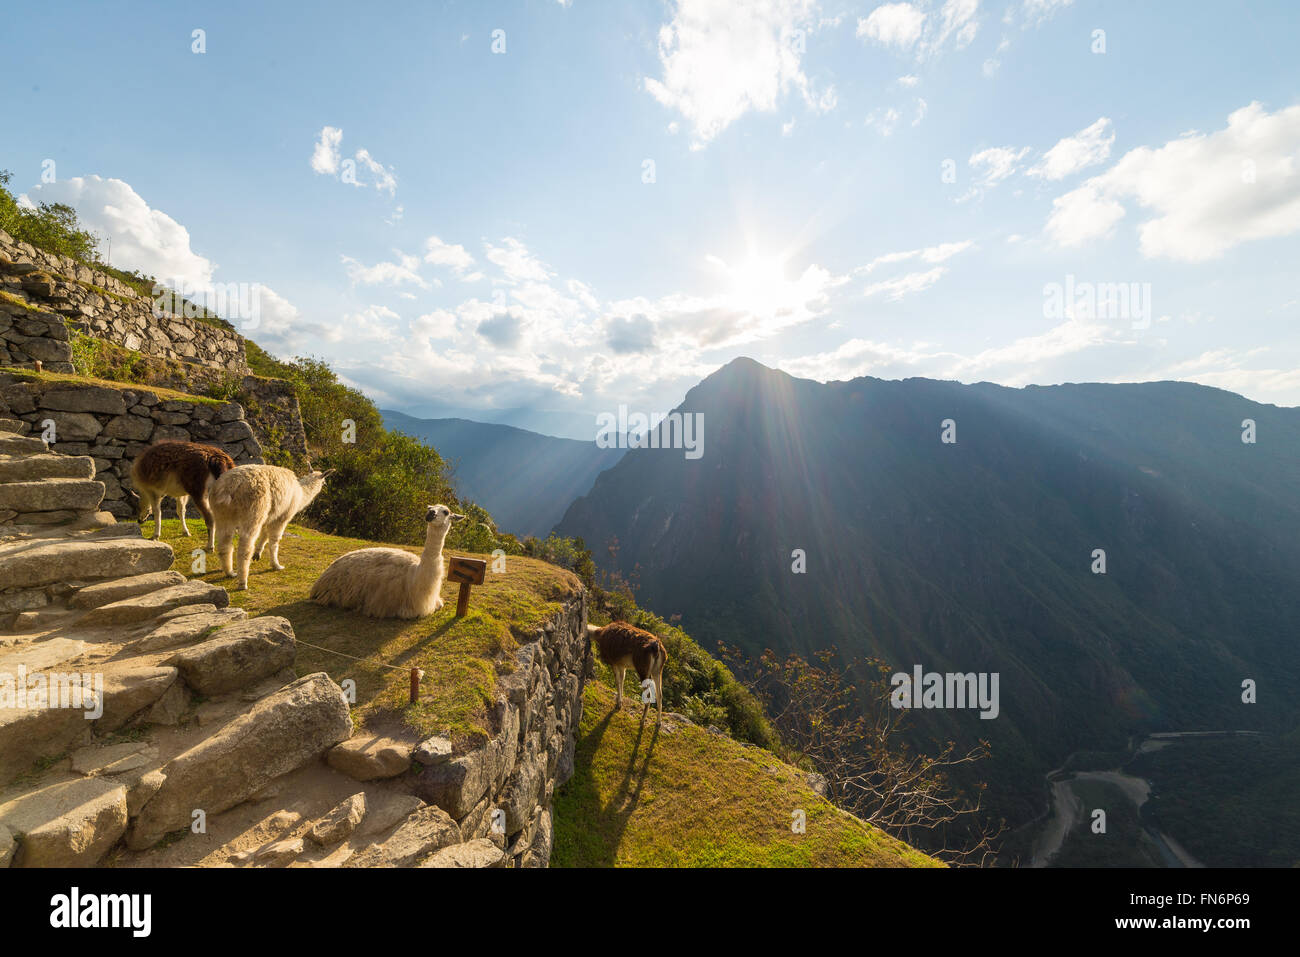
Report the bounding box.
[0,422,517,868]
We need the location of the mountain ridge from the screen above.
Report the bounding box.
[557,357,1300,834]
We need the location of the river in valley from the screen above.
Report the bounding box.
[1028,731,1263,868]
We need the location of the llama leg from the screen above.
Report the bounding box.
[235,524,259,590]
[149,493,163,541]
[654,661,664,727]
[217,527,235,577]
[266,519,290,571]
[196,499,216,552]
[612,665,625,710]
[253,526,269,561]
[177,495,190,537]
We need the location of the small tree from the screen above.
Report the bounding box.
[723,646,1003,866]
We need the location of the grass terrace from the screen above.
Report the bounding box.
[154,519,579,744]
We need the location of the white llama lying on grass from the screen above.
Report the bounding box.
[309,504,465,619]
[209,463,333,590]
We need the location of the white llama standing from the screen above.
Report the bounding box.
[308,504,465,618]
[209,463,333,590]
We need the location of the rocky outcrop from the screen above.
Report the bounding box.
[0,229,247,373]
[127,673,354,850]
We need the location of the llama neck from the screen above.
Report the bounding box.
[296,481,324,510]
[418,525,450,576]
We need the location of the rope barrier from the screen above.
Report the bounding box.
[293,638,408,672]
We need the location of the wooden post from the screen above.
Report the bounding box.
[447,556,487,618]
[410,667,421,704]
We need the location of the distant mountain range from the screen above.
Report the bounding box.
[381,410,624,538]
[381,403,598,441]
[556,357,1300,836]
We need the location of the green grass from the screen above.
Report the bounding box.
[2,366,225,407]
[0,289,44,313]
[153,518,579,743]
[551,679,940,868]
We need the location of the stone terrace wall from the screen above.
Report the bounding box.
[0,228,247,373]
[0,373,262,518]
[0,290,73,372]
[412,591,587,866]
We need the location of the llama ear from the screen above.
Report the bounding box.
[451,513,466,522]
[321,469,336,479]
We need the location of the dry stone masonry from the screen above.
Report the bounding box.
[0,372,262,519]
[0,228,247,373]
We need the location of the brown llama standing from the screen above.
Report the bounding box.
[128,440,235,549]
[587,621,666,727]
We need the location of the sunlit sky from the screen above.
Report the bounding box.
[5,0,1299,437]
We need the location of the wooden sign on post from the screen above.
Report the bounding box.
[447,556,487,618]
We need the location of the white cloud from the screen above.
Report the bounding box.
[1029,117,1115,180]
[310,126,343,175]
[354,148,397,196]
[1045,102,1300,261]
[1147,349,1300,404]
[643,0,828,147]
[857,3,926,51]
[343,305,401,343]
[970,145,1031,186]
[424,235,476,274]
[921,0,981,57]
[25,175,215,289]
[1044,182,1126,246]
[341,251,429,289]
[866,106,903,136]
[864,266,947,300]
[485,237,551,283]
[1019,0,1074,27]
[861,239,975,271]
[858,0,981,60]
[311,127,397,194]
[779,314,1116,384]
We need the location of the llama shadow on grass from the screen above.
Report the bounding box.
[557,689,659,866]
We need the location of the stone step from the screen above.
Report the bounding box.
[0,695,95,787]
[0,417,27,434]
[165,616,295,695]
[0,452,94,483]
[0,433,47,455]
[0,775,130,867]
[0,536,174,590]
[70,570,187,609]
[129,608,248,654]
[0,478,105,513]
[77,580,229,627]
[96,666,182,732]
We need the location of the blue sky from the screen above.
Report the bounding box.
[5,0,1299,437]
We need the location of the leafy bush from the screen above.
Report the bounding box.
[0,171,98,262]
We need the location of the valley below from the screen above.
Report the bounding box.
[1028,731,1267,868]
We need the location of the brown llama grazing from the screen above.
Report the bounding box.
[128,441,235,550]
[587,621,666,727]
